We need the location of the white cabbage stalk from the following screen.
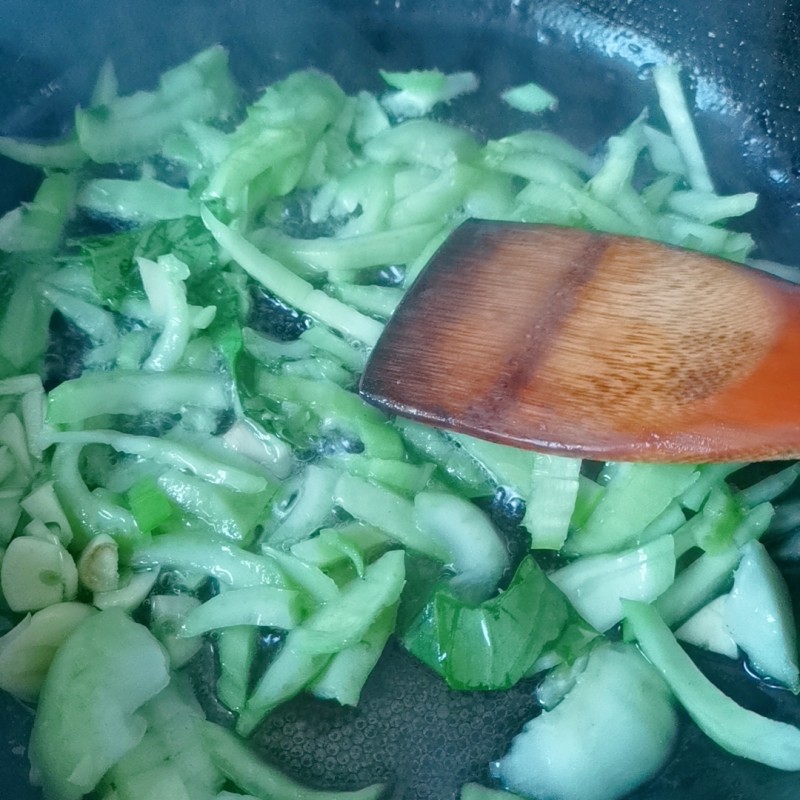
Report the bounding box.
[496,642,678,800]
[138,254,215,371]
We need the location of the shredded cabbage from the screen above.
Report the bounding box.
[0,48,796,800]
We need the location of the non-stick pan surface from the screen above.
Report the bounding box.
[0,2,798,799]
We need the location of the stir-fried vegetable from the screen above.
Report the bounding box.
[0,47,797,800]
[495,642,679,800]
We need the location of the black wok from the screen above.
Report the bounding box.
[0,1,799,799]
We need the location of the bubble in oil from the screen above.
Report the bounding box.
[768,167,789,184]
[372,263,406,286]
[536,27,557,46]
[637,63,657,80]
[509,0,533,22]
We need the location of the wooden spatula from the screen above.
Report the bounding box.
[359,220,800,462]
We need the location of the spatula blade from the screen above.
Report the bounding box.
[359,221,800,462]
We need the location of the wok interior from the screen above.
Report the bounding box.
[0,1,798,798]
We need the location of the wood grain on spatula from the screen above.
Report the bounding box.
[359,221,800,462]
